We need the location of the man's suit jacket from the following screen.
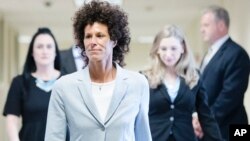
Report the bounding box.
[60,47,77,75]
[200,38,250,140]
[45,64,152,141]
[149,78,222,141]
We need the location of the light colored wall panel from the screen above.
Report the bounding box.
[125,42,151,71]
[0,19,19,141]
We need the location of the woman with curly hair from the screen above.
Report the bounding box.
[45,1,152,141]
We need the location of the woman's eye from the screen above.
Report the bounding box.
[97,34,105,38]
[84,35,91,39]
[47,45,53,49]
[37,45,43,48]
[170,46,177,51]
[160,47,167,51]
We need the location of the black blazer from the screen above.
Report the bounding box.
[200,38,250,140]
[60,47,77,75]
[149,78,222,141]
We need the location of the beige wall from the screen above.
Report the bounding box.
[225,0,250,125]
[0,17,19,141]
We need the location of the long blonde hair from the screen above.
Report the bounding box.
[142,25,199,89]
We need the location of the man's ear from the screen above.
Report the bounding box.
[218,20,226,32]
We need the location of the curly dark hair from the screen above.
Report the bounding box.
[73,0,130,67]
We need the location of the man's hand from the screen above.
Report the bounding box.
[192,113,204,139]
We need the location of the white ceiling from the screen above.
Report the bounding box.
[0,0,225,47]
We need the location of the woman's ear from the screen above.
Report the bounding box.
[181,49,184,54]
[180,46,185,54]
[112,40,117,48]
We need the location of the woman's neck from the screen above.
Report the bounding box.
[164,68,178,85]
[165,67,177,77]
[89,62,116,83]
[32,66,59,80]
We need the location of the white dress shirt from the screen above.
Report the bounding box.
[91,80,115,122]
[163,77,180,103]
[72,46,85,71]
[200,34,229,73]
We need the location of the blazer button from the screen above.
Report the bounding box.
[170,104,175,109]
[170,116,174,122]
[101,126,105,131]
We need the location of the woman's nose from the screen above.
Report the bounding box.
[89,37,98,47]
[164,51,171,56]
[90,36,97,43]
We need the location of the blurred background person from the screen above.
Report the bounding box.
[142,25,222,141]
[194,5,250,141]
[2,27,63,141]
[60,45,85,75]
[45,1,151,141]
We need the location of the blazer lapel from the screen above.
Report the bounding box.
[77,67,103,125]
[104,65,128,124]
[159,84,172,102]
[202,38,230,76]
[174,78,187,103]
[158,77,187,103]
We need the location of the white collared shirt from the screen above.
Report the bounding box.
[163,77,180,103]
[200,34,229,73]
[208,34,229,62]
[91,80,116,122]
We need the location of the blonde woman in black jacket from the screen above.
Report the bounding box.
[142,25,223,141]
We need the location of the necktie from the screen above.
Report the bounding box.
[200,48,213,73]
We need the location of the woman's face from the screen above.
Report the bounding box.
[32,34,56,67]
[157,36,184,68]
[84,22,116,63]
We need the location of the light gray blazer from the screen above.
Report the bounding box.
[45,64,152,141]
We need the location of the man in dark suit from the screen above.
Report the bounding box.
[194,5,250,141]
[60,45,85,140]
[60,45,85,74]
